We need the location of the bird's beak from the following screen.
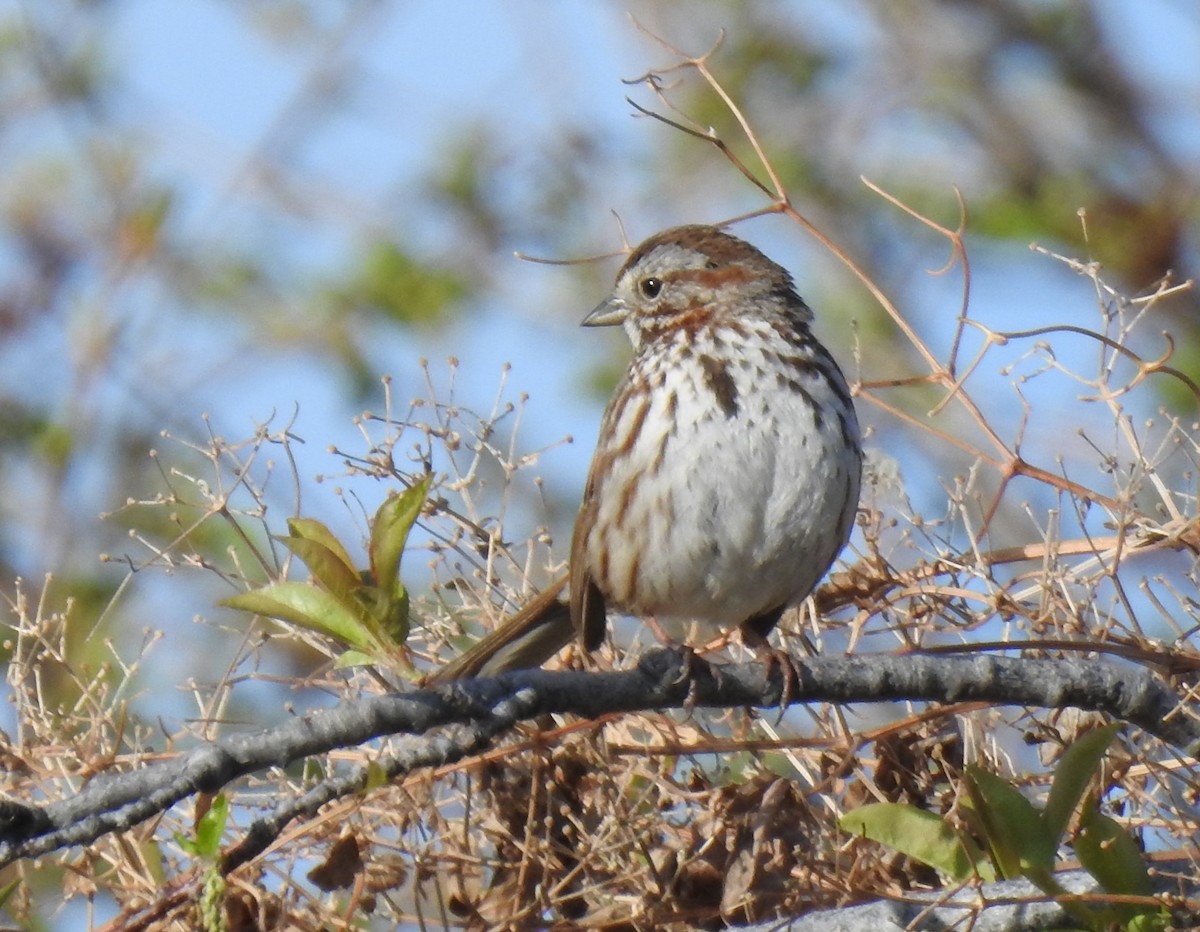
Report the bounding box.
[581,295,628,328]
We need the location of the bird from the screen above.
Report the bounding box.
[426,224,861,686]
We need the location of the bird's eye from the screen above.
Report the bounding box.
[639,277,663,299]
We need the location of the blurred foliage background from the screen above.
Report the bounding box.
[0,1,1196,926]
[0,0,1196,715]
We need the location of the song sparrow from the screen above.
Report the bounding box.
[427,224,861,684]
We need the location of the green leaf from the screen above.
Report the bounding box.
[348,582,410,648]
[0,879,20,909]
[194,794,229,860]
[221,583,378,653]
[369,478,428,603]
[1127,912,1172,932]
[303,758,326,783]
[277,533,362,603]
[1042,723,1121,844]
[761,751,800,780]
[286,518,359,577]
[1075,804,1154,901]
[337,643,418,680]
[379,588,409,644]
[966,767,1057,881]
[174,794,229,861]
[138,839,167,886]
[364,760,389,792]
[840,803,993,881]
[334,649,377,669]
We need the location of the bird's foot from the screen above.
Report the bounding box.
[739,627,800,723]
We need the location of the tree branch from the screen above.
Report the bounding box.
[1,651,1194,868]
